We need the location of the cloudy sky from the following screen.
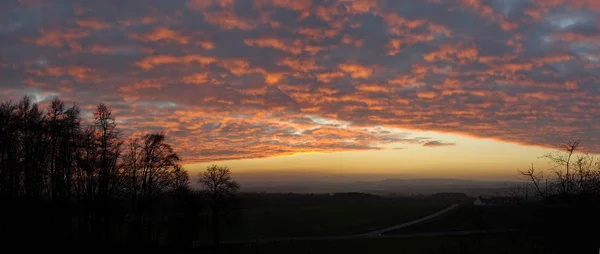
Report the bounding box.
[2,0,599,180]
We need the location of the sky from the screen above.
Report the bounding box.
[2,0,600,181]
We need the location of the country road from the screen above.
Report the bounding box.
[360,203,459,236]
[193,204,479,248]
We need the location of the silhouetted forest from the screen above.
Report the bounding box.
[0,97,201,251]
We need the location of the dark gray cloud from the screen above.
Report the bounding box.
[422,141,456,147]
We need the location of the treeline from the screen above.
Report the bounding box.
[0,97,200,249]
[237,192,469,209]
[517,140,600,253]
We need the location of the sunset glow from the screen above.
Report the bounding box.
[2,0,599,179]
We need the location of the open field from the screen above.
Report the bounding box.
[384,205,530,235]
[215,234,531,254]
[219,203,446,241]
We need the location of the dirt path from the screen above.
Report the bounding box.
[359,203,459,236]
[193,204,466,247]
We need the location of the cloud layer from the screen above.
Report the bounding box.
[2,0,600,162]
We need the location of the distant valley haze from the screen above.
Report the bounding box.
[234,177,520,197]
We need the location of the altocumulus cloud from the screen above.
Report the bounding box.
[1,0,600,162]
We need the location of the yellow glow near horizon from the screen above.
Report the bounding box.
[185,129,559,181]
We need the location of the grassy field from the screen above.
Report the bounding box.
[219,204,446,241]
[384,205,530,234]
[215,234,532,254]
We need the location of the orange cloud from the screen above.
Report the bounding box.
[355,83,390,93]
[338,63,373,79]
[201,9,267,30]
[196,41,215,50]
[130,26,190,44]
[7,0,600,163]
[83,45,155,55]
[255,0,312,11]
[341,0,381,14]
[28,65,96,82]
[277,57,322,73]
[458,0,519,31]
[417,91,437,99]
[186,0,235,10]
[297,27,339,41]
[118,81,164,92]
[135,54,217,70]
[317,72,345,83]
[75,19,112,30]
[182,73,210,84]
[27,29,89,48]
[424,44,479,64]
[244,37,303,54]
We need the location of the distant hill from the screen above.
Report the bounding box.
[236,178,523,197]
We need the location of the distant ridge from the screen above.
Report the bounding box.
[235,178,523,197]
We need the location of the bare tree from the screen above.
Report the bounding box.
[122,133,183,244]
[93,104,121,200]
[542,139,582,195]
[519,139,600,253]
[92,103,122,242]
[122,138,142,200]
[521,139,600,201]
[0,97,196,248]
[519,163,545,199]
[171,165,190,192]
[139,133,181,198]
[15,97,45,200]
[47,98,65,201]
[197,165,239,245]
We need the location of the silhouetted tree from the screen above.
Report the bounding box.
[172,165,190,192]
[91,103,123,242]
[122,133,184,244]
[519,163,545,199]
[44,99,83,239]
[75,124,101,242]
[0,99,19,199]
[197,165,239,245]
[520,139,600,253]
[139,134,181,198]
[16,97,45,201]
[0,97,194,249]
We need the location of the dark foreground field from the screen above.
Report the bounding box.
[194,204,549,254]
[218,203,445,241]
[190,192,462,243]
[210,234,528,254]
[384,205,529,234]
